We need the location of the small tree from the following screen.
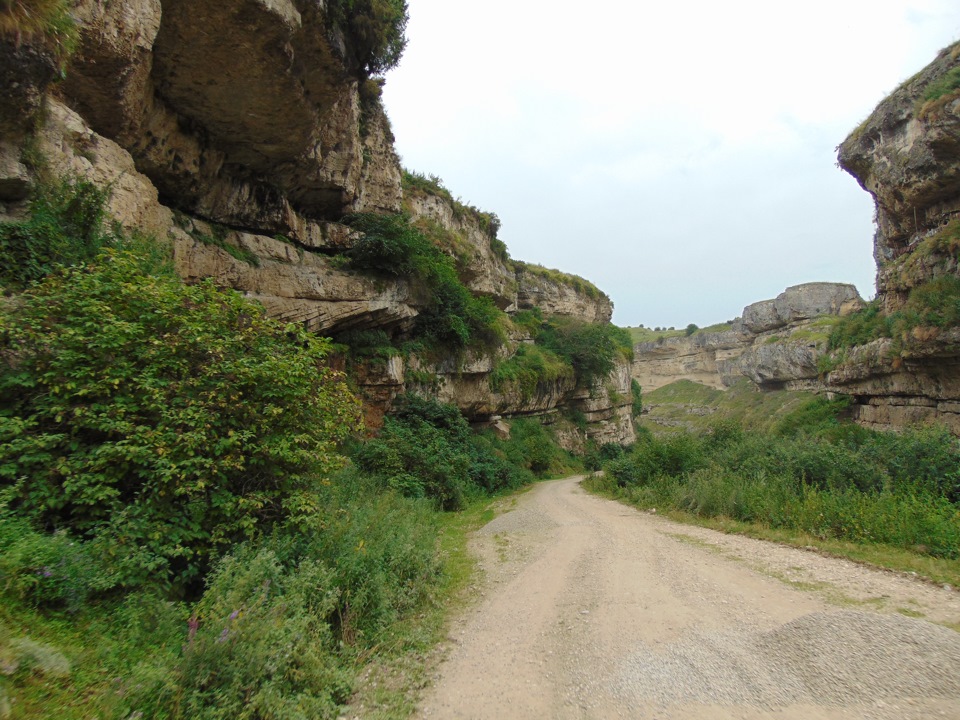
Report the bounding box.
[685,323,698,336]
[0,248,362,589]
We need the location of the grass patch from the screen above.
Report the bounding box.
[489,344,574,400]
[401,170,501,242]
[513,260,606,301]
[586,480,960,588]
[640,379,815,434]
[0,0,77,66]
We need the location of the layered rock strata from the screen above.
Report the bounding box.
[632,283,863,393]
[831,40,960,432]
[0,0,633,445]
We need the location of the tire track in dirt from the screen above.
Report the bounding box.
[415,476,960,719]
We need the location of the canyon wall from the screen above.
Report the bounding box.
[830,40,960,433]
[632,283,863,393]
[0,0,633,446]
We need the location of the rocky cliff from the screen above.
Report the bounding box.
[0,0,633,446]
[829,40,960,433]
[632,283,863,393]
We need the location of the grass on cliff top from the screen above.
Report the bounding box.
[625,321,736,345]
[0,0,77,63]
[401,169,503,248]
[640,379,818,435]
[513,260,605,300]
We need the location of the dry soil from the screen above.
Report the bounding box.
[415,476,960,719]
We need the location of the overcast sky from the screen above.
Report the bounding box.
[381,0,960,328]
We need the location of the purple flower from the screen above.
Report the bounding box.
[229,609,240,621]
[216,627,230,644]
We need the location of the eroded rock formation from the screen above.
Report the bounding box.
[632,283,864,393]
[830,40,960,432]
[0,0,633,446]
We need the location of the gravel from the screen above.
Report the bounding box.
[612,611,960,708]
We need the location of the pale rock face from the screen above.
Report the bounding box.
[5,0,636,445]
[632,283,863,394]
[63,0,402,233]
[838,40,960,302]
[741,283,864,334]
[632,330,752,393]
[515,269,613,323]
[829,40,960,431]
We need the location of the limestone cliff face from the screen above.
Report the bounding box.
[403,188,516,307]
[514,264,613,323]
[632,283,863,393]
[838,41,960,308]
[830,41,960,432]
[0,1,632,446]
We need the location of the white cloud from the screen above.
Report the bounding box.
[383,0,960,326]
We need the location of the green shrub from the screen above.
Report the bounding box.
[490,344,574,400]
[631,379,643,418]
[0,247,362,591]
[537,317,633,386]
[352,394,527,508]
[325,0,408,77]
[0,176,115,289]
[600,421,960,558]
[343,213,507,352]
[774,395,852,437]
[124,545,349,719]
[0,512,108,611]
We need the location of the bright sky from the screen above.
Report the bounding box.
[381,0,960,328]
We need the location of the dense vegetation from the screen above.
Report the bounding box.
[325,0,408,78]
[343,212,506,352]
[490,309,633,400]
[0,177,583,717]
[589,397,960,559]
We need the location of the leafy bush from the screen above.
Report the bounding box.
[352,394,527,509]
[0,512,108,611]
[0,247,362,591]
[124,545,349,719]
[344,213,507,352]
[0,176,115,289]
[325,0,408,77]
[537,317,633,386]
[631,378,643,418]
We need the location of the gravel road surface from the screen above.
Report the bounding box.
[415,476,960,719]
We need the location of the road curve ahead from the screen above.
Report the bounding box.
[415,476,960,720]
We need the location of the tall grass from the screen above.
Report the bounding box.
[595,401,960,559]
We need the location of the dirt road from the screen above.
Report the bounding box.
[415,476,960,719]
